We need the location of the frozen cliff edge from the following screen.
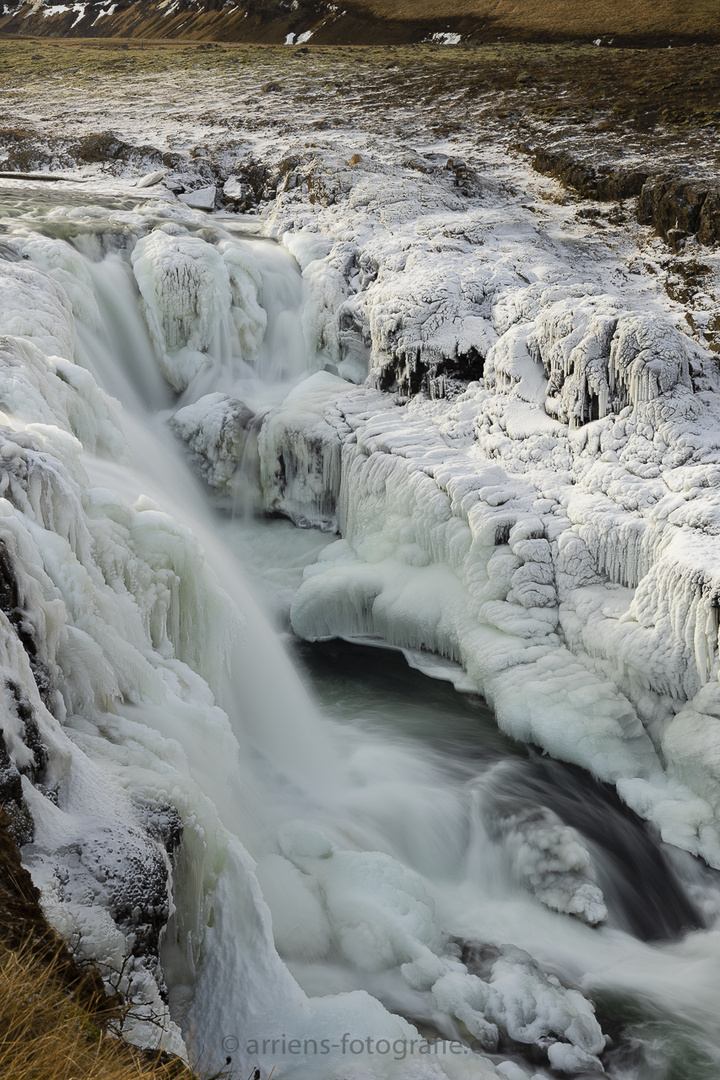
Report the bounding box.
[171,143,720,868]
[0,257,192,1054]
[0,209,619,1078]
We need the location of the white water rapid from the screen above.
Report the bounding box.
[1,190,720,1080]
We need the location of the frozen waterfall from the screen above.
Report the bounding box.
[2,189,720,1080]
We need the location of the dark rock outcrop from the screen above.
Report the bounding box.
[638,175,720,249]
[531,147,649,202]
[529,145,720,251]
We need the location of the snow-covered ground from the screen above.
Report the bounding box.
[2,46,720,1079]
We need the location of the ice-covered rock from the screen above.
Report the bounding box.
[223,175,251,205]
[131,223,266,393]
[132,224,231,391]
[169,392,259,500]
[137,168,168,189]
[278,821,606,1069]
[0,260,76,359]
[259,370,349,530]
[479,772,607,926]
[177,185,217,211]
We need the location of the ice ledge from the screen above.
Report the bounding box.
[273,372,720,866]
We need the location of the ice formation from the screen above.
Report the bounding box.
[4,142,720,1078]
[192,159,720,871]
[131,224,266,393]
[3,206,621,1080]
[478,766,608,926]
[275,821,606,1070]
[169,391,259,498]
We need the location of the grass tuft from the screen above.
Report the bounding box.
[0,808,200,1080]
[0,938,196,1080]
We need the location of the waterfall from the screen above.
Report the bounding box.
[2,191,720,1080]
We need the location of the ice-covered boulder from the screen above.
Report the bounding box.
[177,185,217,211]
[132,224,232,392]
[479,767,607,925]
[223,175,252,207]
[137,168,168,189]
[169,392,259,501]
[259,371,350,530]
[131,224,266,394]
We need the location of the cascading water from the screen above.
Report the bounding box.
[2,188,720,1080]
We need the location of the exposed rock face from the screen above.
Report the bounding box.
[530,147,649,202]
[0,805,122,1025]
[0,126,179,178]
[0,731,34,846]
[75,132,161,168]
[530,146,720,252]
[29,822,174,986]
[638,175,720,249]
[0,540,54,713]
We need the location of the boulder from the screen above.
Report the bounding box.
[177,185,217,211]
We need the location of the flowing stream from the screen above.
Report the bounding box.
[2,188,720,1080]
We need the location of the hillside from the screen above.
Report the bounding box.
[0,0,718,46]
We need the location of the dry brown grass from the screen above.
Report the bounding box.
[342,0,720,42]
[0,809,200,1080]
[0,940,197,1080]
[1,38,717,136]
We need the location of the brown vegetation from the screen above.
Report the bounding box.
[0,38,718,135]
[0,941,198,1080]
[0,809,198,1080]
[337,0,720,45]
